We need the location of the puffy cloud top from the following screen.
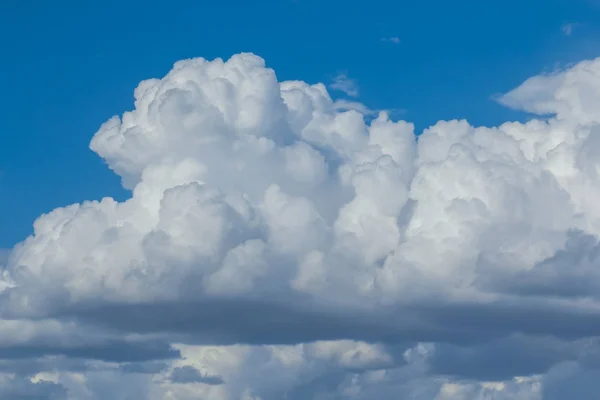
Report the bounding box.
[4,53,600,399]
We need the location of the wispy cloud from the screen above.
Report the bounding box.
[381,36,401,44]
[333,99,375,115]
[562,22,582,36]
[329,73,359,97]
[333,100,406,119]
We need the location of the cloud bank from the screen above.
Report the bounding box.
[3,53,600,399]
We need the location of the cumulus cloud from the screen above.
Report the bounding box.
[4,52,600,398]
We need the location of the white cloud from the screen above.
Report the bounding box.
[329,73,359,97]
[561,22,582,36]
[498,58,600,125]
[4,52,600,398]
[381,36,401,44]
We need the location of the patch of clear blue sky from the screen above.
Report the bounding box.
[1,0,600,247]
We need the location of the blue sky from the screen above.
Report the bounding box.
[2,0,600,248]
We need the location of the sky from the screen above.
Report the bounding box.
[3,0,600,399]
[3,0,600,247]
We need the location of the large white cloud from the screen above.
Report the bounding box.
[3,53,600,398]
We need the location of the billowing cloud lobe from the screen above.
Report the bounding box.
[3,53,600,399]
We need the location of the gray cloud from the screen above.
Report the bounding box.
[170,365,224,385]
[119,361,170,375]
[0,339,180,363]
[0,376,67,400]
[428,335,577,381]
[479,231,600,300]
